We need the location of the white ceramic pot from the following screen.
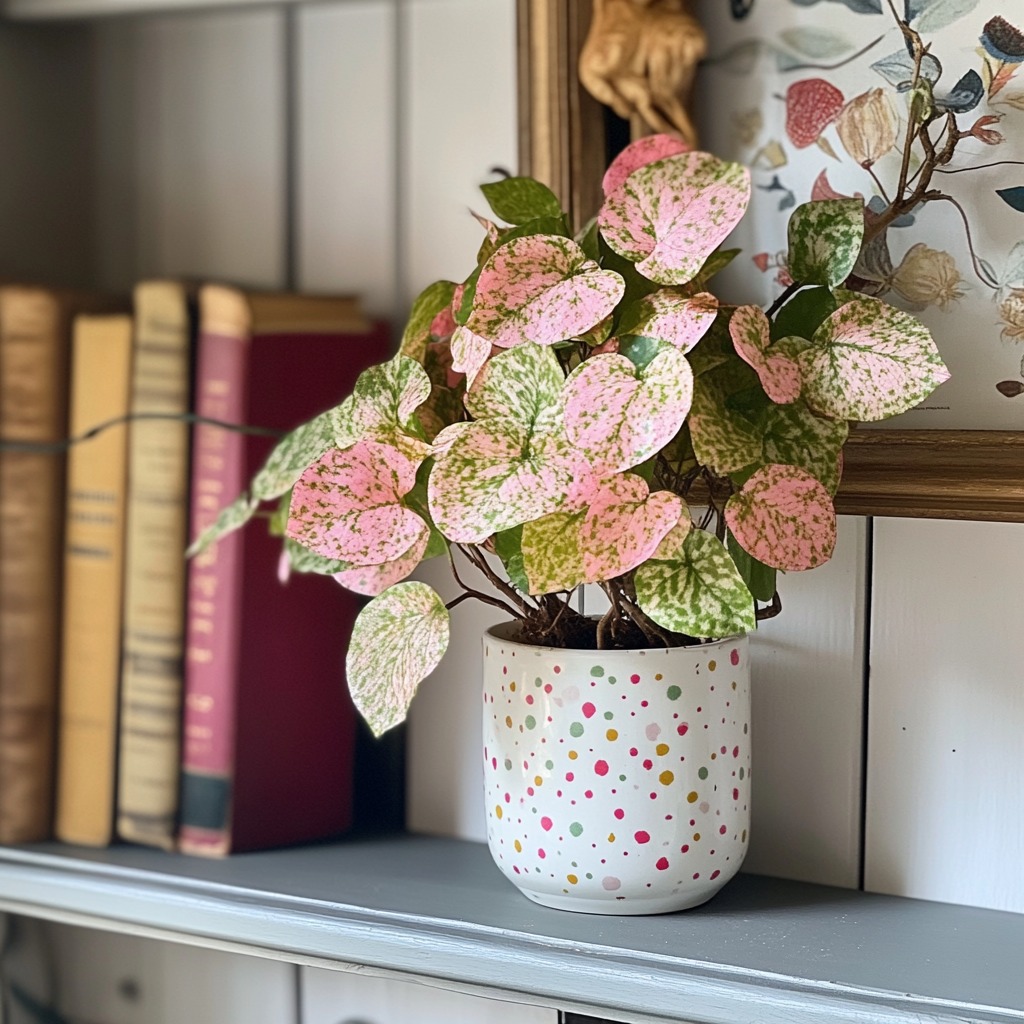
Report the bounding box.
[482,624,751,915]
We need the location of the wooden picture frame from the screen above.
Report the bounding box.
[516,0,1024,524]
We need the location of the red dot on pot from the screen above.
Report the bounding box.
[634,830,651,844]
[595,760,609,776]
[541,817,553,831]
[656,857,669,871]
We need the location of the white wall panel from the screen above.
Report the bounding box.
[865,518,1024,912]
[301,965,556,1024]
[92,9,286,291]
[297,1,397,316]
[43,923,295,1024]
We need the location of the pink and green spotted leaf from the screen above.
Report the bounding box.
[580,476,683,582]
[346,581,450,737]
[563,344,694,475]
[450,325,492,388]
[400,279,458,362]
[688,361,766,474]
[351,355,434,435]
[616,290,719,353]
[798,298,950,421]
[521,510,586,594]
[466,234,624,348]
[599,152,751,286]
[634,527,756,639]
[602,133,692,196]
[725,464,836,571]
[762,402,848,495]
[333,529,431,597]
[287,438,428,566]
[729,305,802,404]
[186,491,258,556]
[465,341,564,428]
[787,199,864,289]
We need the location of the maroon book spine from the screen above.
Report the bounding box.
[179,316,391,855]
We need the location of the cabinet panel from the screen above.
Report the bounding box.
[865,518,1024,911]
[296,0,397,315]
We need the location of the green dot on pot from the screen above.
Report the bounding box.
[591,666,604,677]
[667,685,682,700]
[570,722,584,738]
[525,715,537,730]
[698,766,709,780]
[570,822,583,837]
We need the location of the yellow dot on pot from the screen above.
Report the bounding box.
[708,660,717,671]
[659,770,675,786]
[568,749,578,760]
[608,833,616,843]
[495,805,503,819]
[514,839,522,852]
[655,673,663,681]
[534,776,543,786]
[505,716,513,728]
[567,874,578,885]
[693,832,701,841]
[656,743,669,756]
[509,681,516,692]
[607,729,619,741]
[687,791,699,803]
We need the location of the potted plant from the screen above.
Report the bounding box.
[192,133,948,914]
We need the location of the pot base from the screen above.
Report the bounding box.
[518,884,723,916]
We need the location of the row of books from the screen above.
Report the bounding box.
[0,281,393,855]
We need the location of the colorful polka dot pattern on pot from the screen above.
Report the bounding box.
[482,628,751,915]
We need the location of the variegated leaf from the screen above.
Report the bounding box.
[346,582,450,736]
[284,537,349,575]
[479,176,563,224]
[450,325,492,388]
[580,477,683,582]
[465,342,564,427]
[466,234,625,348]
[602,133,692,196]
[599,152,751,286]
[563,345,694,475]
[352,355,433,433]
[798,298,950,421]
[787,199,864,288]
[186,491,258,556]
[616,290,719,353]
[729,305,802,404]
[400,280,458,362]
[762,402,848,495]
[333,529,431,596]
[521,510,585,594]
[287,439,428,566]
[635,527,756,639]
[725,464,836,571]
[688,360,766,474]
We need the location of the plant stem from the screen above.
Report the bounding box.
[765,280,802,319]
[459,544,535,615]
[447,548,523,619]
[756,591,783,621]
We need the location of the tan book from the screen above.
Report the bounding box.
[55,313,134,847]
[116,281,194,849]
[0,286,118,844]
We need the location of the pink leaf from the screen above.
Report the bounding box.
[620,290,718,353]
[466,234,624,348]
[450,325,493,388]
[729,305,802,404]
[287,439,428,566]
[602,133,692,196]
[725,464,836,571]
[333,529,430,596]
[599,152,751,286]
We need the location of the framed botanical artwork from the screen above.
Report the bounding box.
[517,0,1024,522]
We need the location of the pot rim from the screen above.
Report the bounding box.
[484,620,748,655]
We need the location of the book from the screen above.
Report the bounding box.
[116,281,196,849]
[0,287,119,844]
[178,284,390,856]
[54,313,134,847]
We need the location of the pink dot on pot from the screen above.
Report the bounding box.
[731,649,740,666]
[582,702,596,718]
[631,674,641,684]
[602,876,621,891]
[541,817,553,831]
[656,857,669,871]
[595,760,609,776]
[634,830,651,844]
[614,808,625,819]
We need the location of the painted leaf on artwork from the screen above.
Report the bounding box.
[635,526,755,639]
[787,199,864,288]
[616,290,719,353]
[346,582,450,736]
[729,305,802,403]
[599,152,751,285]
[563,345,694,475]
[601,133,692,196]
[466,234,624,348]
[798,298,950,420]
[725,464,836,571]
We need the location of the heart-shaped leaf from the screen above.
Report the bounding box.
[333,529,431,596]
[479,176,563,224]
[688,358,766,474]
[762,401,848,495]
[635,526,755,639]
[521,510,586,594]
[787,199,864,288]
[725,464,836,571]
[599,152,751,286]
[726,531,778,604]
[617,290,719,353]
[466,234,624,348]
[287,438,428,566]
[346,582,450,736]
[602,133,692,196]
[798,298,950,420]
[730,305,802,403]
[400,280,458,362]
[563,345,694,475]
[450,325,492,388]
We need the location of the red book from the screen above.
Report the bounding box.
[179,285,391,856]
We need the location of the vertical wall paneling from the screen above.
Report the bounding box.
[865,518,1024,912]
[296,0,398,315]
[92,8,287,293]
[301,964,557,1024]
[402,0,518,842]
[42,923,296,1024]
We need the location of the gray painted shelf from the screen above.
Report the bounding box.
[0,834,1021,1024]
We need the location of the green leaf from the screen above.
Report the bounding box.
[346,582,450,737]
[688,358,767,474]
[522,510,585,594]
[493,525,529,594]
[770,286,838,342]
[400,280,457,362]
[480,176,563,224]
[635,528,756,639]
[727,531,778,603]
[576,217,601,262]
[693,247,741,287]
[762,401,848,495]
[787,199,864,288]
[284,538,350,575]
[617,334,663,369]
[186,491,257,557]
